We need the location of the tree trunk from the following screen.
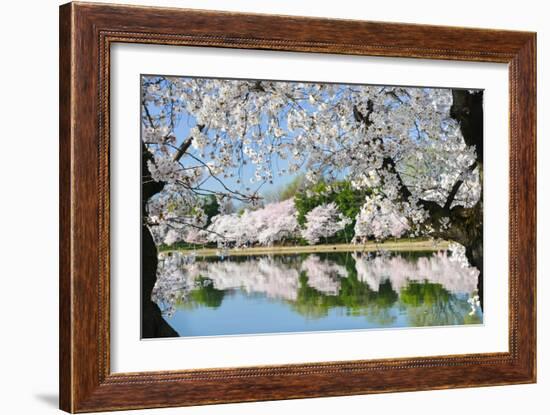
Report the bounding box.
[444,202,484,309]
[141,141,178,338]
[450,89,484,309]
[465,237,483,308]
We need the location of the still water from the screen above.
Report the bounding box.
[152,251,482,337]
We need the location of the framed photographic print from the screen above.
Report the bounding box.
[59,2,536,412]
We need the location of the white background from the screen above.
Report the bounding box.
[0,0,547,414]
[111,45,509,372]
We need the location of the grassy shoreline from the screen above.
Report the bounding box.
[161,239,450,257]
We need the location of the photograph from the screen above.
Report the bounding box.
[141,75,484,338]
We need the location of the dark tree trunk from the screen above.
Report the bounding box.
[449,89,484,309]
[465,236,483,308]
[141,141,178,338]
[446,201,484,309]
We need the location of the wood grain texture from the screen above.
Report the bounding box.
[59,2,536,412]
[59,3,73,411]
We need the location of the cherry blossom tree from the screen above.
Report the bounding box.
[353,194,410,242]
[254,199,300,245]
[205,199,299,247]
[142,77,481,250]
[300,202,352,244]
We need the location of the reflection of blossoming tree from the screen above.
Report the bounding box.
[352,251,479,294]
[152,252,481,325]
[141,77,483,336]
[300,255,347,295]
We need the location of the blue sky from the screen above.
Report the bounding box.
[143,77,310,207]
[172,110,302,204]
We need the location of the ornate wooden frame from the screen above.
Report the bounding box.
[59,2,536,412]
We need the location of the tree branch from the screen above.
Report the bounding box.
[443,161,477,210]
[173,124,204,162]
[354,103,478,220]
[353,101,374,127]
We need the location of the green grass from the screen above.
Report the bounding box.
[161,239,450,257]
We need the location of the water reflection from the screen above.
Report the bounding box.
[151,251,482,336]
